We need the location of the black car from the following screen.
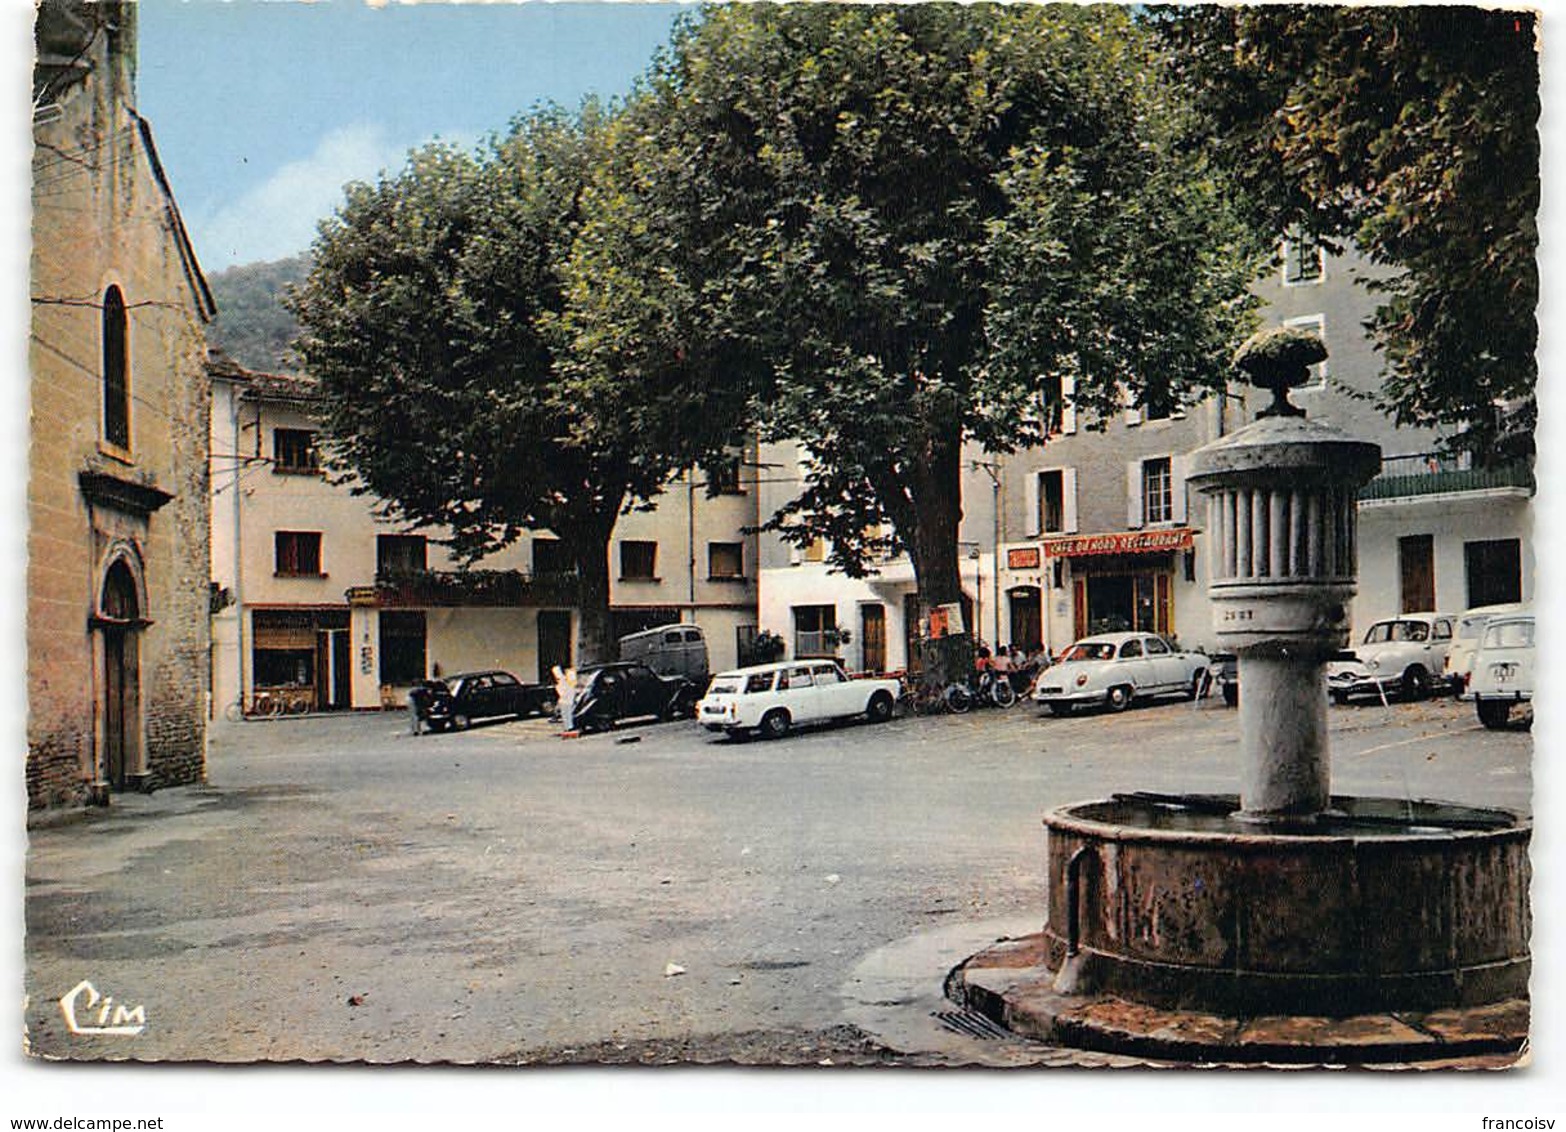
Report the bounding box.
[423,669,557,731]
[571,662,701,732]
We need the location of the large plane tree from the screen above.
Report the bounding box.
[1152,6,1539,461]
[570,4,1262,679]
[289,105,733,665]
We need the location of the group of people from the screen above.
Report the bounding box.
[973,642,1051,694]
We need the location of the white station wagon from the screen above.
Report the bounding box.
[1031,631,1210,717]
[697,660,902,740]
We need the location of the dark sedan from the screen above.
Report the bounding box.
[571,662,701,732]
[423,670,557,731]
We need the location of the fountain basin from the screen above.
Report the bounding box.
[1044,794,1530,1017]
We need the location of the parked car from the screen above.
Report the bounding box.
[1468,611,1534,730]
[1326,612,1457,703]
[420,670,557,731]
[571,661,701,732]
[1444,603,1527,698]
[697,659,901,739]
[1031,632,1209,717]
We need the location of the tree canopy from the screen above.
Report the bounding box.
[570,4,1260,671]
[1152,6,1539,460]
[288,105,723,663]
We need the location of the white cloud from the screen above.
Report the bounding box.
[193,124,412,271]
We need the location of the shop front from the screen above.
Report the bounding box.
[1043,528,1196,644]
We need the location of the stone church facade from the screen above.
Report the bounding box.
[29,0,214,808]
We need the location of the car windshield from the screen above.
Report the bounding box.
[1364,620,1429,644]
[1062,642,1116,662]
[1483,620,1534,649]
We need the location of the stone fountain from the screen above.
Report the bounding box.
[950,329,1530,1063]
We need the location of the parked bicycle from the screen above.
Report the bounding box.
[896,674,974,715]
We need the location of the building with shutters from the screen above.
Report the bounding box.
[208,357,760,716]
[755,235,1533,664]
[29,0,215,808]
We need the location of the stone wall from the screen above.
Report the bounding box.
[28,1,212,809]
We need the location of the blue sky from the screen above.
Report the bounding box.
[135,0,687,272]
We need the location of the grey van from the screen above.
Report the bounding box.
[618,624,709,682]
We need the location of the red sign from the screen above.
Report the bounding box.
[1007,547,1041,570]
[1043,528,1195,558]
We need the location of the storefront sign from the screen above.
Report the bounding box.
[1043,528,1194,558]
[1006,547,1041,570]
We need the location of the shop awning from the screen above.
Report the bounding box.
[1043,528,1195,558]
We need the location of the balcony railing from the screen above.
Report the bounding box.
[371,568,578,608]
[1359,454,1533,502]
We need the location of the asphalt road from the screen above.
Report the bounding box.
[23,692,1532,1065]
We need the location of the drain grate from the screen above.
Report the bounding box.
[932,1008,1012,1041]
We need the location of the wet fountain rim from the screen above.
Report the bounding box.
[1047,792,1529,844]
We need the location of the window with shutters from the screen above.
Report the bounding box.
[708,542,744,580]
[376,534,426,576]
[1040,470,1065,534]
[275,531,323,577]
[273,428,319,473]
[1283,314,1329,388]
[620,540,658,580]
[1283,231,1325,285]
[1142,458,1173,526]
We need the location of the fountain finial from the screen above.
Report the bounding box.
[1234,326,1327,419]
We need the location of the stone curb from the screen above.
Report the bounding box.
[949,933,1529,1067]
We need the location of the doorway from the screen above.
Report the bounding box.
[1008,586,1042,651]
[860,603,886,674]
[538,610,573,682]
[99,559,141,791]
[1399,535,1435,613]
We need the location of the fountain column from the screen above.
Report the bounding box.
[1187,328,1379,821]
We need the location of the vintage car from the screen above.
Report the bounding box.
[1468,611,1534,730]
[418,669,557,731]
[1327,612,1457,704]
[1031,632,1209,717]
[696,659,901,739]
[571,661,702,732]
[1444,603,1527,699]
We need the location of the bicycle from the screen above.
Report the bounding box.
[973,668,1018,708]
[897,675,974,715]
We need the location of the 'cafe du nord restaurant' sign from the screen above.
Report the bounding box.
[1042,528,1195,558]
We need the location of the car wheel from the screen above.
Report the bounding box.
[866,691,895,723]
[1401,665,1430,701]
[1106,685,1133,713]
[452,713,471,731]
[1477,699,1511,730]
[759,709,791,740]
[1046,702,1073,718]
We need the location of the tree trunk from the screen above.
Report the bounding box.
[904,430,974,688]
[566,512,619,668]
